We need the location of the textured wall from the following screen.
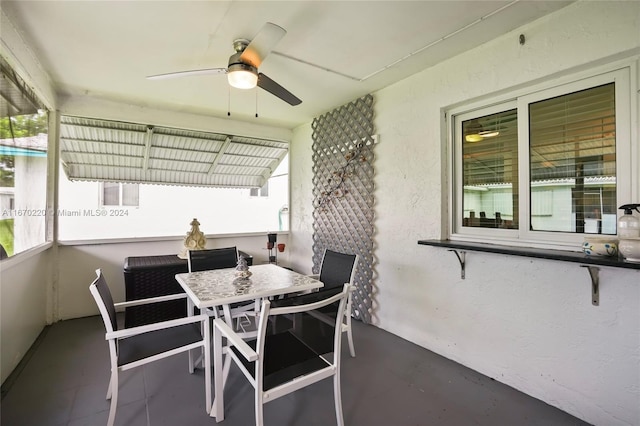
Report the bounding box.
[1,249,50,384]
[290,2,640,426]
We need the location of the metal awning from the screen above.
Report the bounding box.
[60,116,288,188]
[1,56,44,117]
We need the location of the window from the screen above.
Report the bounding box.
[0,112,49,258]
[461,107,519,229]
[58,155,289,240]
[451,67,632,249]
[0,56,49,258]
[101,182,139,207]
[57,116,290,240]
[250,181,269,197]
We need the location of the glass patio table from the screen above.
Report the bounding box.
[175,263,323,311]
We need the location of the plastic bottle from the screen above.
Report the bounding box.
[618,204,640,238]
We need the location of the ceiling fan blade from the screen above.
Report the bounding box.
[257,73,301,106]
[240,22,286,68]
[146,68,227,80]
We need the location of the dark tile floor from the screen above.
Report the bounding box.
[1,316,590,426]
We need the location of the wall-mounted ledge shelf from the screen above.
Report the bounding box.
[418,240,640,270]
[418,239,639,307]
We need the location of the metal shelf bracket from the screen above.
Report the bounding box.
[448,249,466,279]
[580,265,600,306]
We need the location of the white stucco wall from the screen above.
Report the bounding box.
[0,249,50,384]
[289,123,316,274]
[290,2,639,426]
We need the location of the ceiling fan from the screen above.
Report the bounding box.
[147,22,301,106]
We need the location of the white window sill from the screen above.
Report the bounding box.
[0,242,53,271]
[57,231,289,246]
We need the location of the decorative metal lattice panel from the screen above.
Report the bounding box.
[311,94,375,323]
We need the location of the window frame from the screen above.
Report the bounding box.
[58,155,291,241]
[453,100,519,241]
[250,181,270,198]
[100,182,140,207]
[448,64,635,250]
[0,110,51,259]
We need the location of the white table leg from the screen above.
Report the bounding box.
[210,304,235,420]
[212,317,224,421]
[187,298,195,373]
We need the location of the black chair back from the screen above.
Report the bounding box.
[319,249,357,290]
[92,270,118,332]
[223,284,351,393]
[188,247,238,272]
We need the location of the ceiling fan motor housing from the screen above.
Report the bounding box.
[228,44,258,75]
[227,58,257,75]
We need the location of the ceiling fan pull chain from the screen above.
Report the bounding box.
[255,89,259,118]
[227,85,231,117]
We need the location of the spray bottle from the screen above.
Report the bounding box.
[618,204,640,238]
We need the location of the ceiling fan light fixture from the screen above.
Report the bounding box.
[465,130,500,143]
[227,63,258,89]
[465,134,484,143]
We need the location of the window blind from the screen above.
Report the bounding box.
[462,109,518,228]
[529,83,616,233]
[463,109,518,186]
[529,83,616,181]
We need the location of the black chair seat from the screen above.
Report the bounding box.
[118,322,202,366]
[274,249,358,358]
[229,300,254,309]
[231,330,330,391]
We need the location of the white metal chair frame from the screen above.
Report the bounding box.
[89,269,211,426]
[312,249,359,357]
[212,284,353,426]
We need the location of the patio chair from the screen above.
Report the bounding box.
[213,284,353,425]
[89,269,211,426]
[188,247,258,334]
[273,249,359,357]
[187,247,239,272]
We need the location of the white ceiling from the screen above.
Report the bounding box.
[1,1,573,129]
